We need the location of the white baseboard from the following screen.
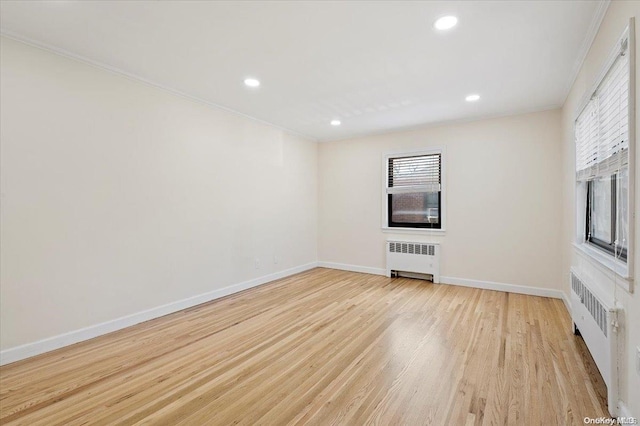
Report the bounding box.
[438,276,564,299]
[0,262,318,366]
[0,261,571,365]
[317,261,386,276]
[317,261,564,300]
[561,292,572,314]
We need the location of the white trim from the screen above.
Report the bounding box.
[322,104,561,144]
[561,0,611,104]
[382,227,446,236]
[381,147,447,232]
[0,32,317,143]
[573,242,629,278]
[0,262,318,366]
[573,243,632,293]
[439,276,565,300]
[385,239,441,245]
[317,262,564,299]
[626,17,636,288]
[317,261,386,276]
[561,292,572,314]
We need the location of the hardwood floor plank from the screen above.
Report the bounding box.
[0,268,609,425]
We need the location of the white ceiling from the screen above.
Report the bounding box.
[0,1,608,141]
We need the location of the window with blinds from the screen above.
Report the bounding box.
[386,152,442,229]
[575,38,629,181]
[575,31,632,262]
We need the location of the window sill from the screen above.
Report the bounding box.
[382,227,446,236]
[573,242,632,292]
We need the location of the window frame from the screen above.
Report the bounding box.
[573,22,635,286]
[382,147,446,234]
[585,174,628,261]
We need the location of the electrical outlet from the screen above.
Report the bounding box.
[636,346,640,375]
[254,258,260,270]
[273,255,279,265]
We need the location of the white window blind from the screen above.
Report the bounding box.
[575,37,630,180]
[387,153,441,194]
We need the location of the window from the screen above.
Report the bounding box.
[575,31,631,264]
[385,151,442,229]
[586,174,628,260]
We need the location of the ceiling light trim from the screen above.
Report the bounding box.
[0,30,318,142]
[244,78,260,88]
[434,15,458,31]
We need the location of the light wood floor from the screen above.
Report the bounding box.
[0,268,609,425]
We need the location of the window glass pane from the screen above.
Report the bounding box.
[391,192,439,224]
[617,168,629,251]
[589,176,612,243]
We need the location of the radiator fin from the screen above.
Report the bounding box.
[570,273,607,337]
[389,242,435,256]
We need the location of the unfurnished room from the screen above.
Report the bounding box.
[0,1,639,425]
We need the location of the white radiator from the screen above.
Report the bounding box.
[386,241,440,283]
[570,269,620,416]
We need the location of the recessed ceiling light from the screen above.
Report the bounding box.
[244,78,260,88]
[434,15,458,30]
[330,120,341,126]
[465,94,480,102]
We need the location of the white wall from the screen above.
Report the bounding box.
[318,109,563,291]
[5,7,637,414]
[0,37,318,352]
[560,1,640,417]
